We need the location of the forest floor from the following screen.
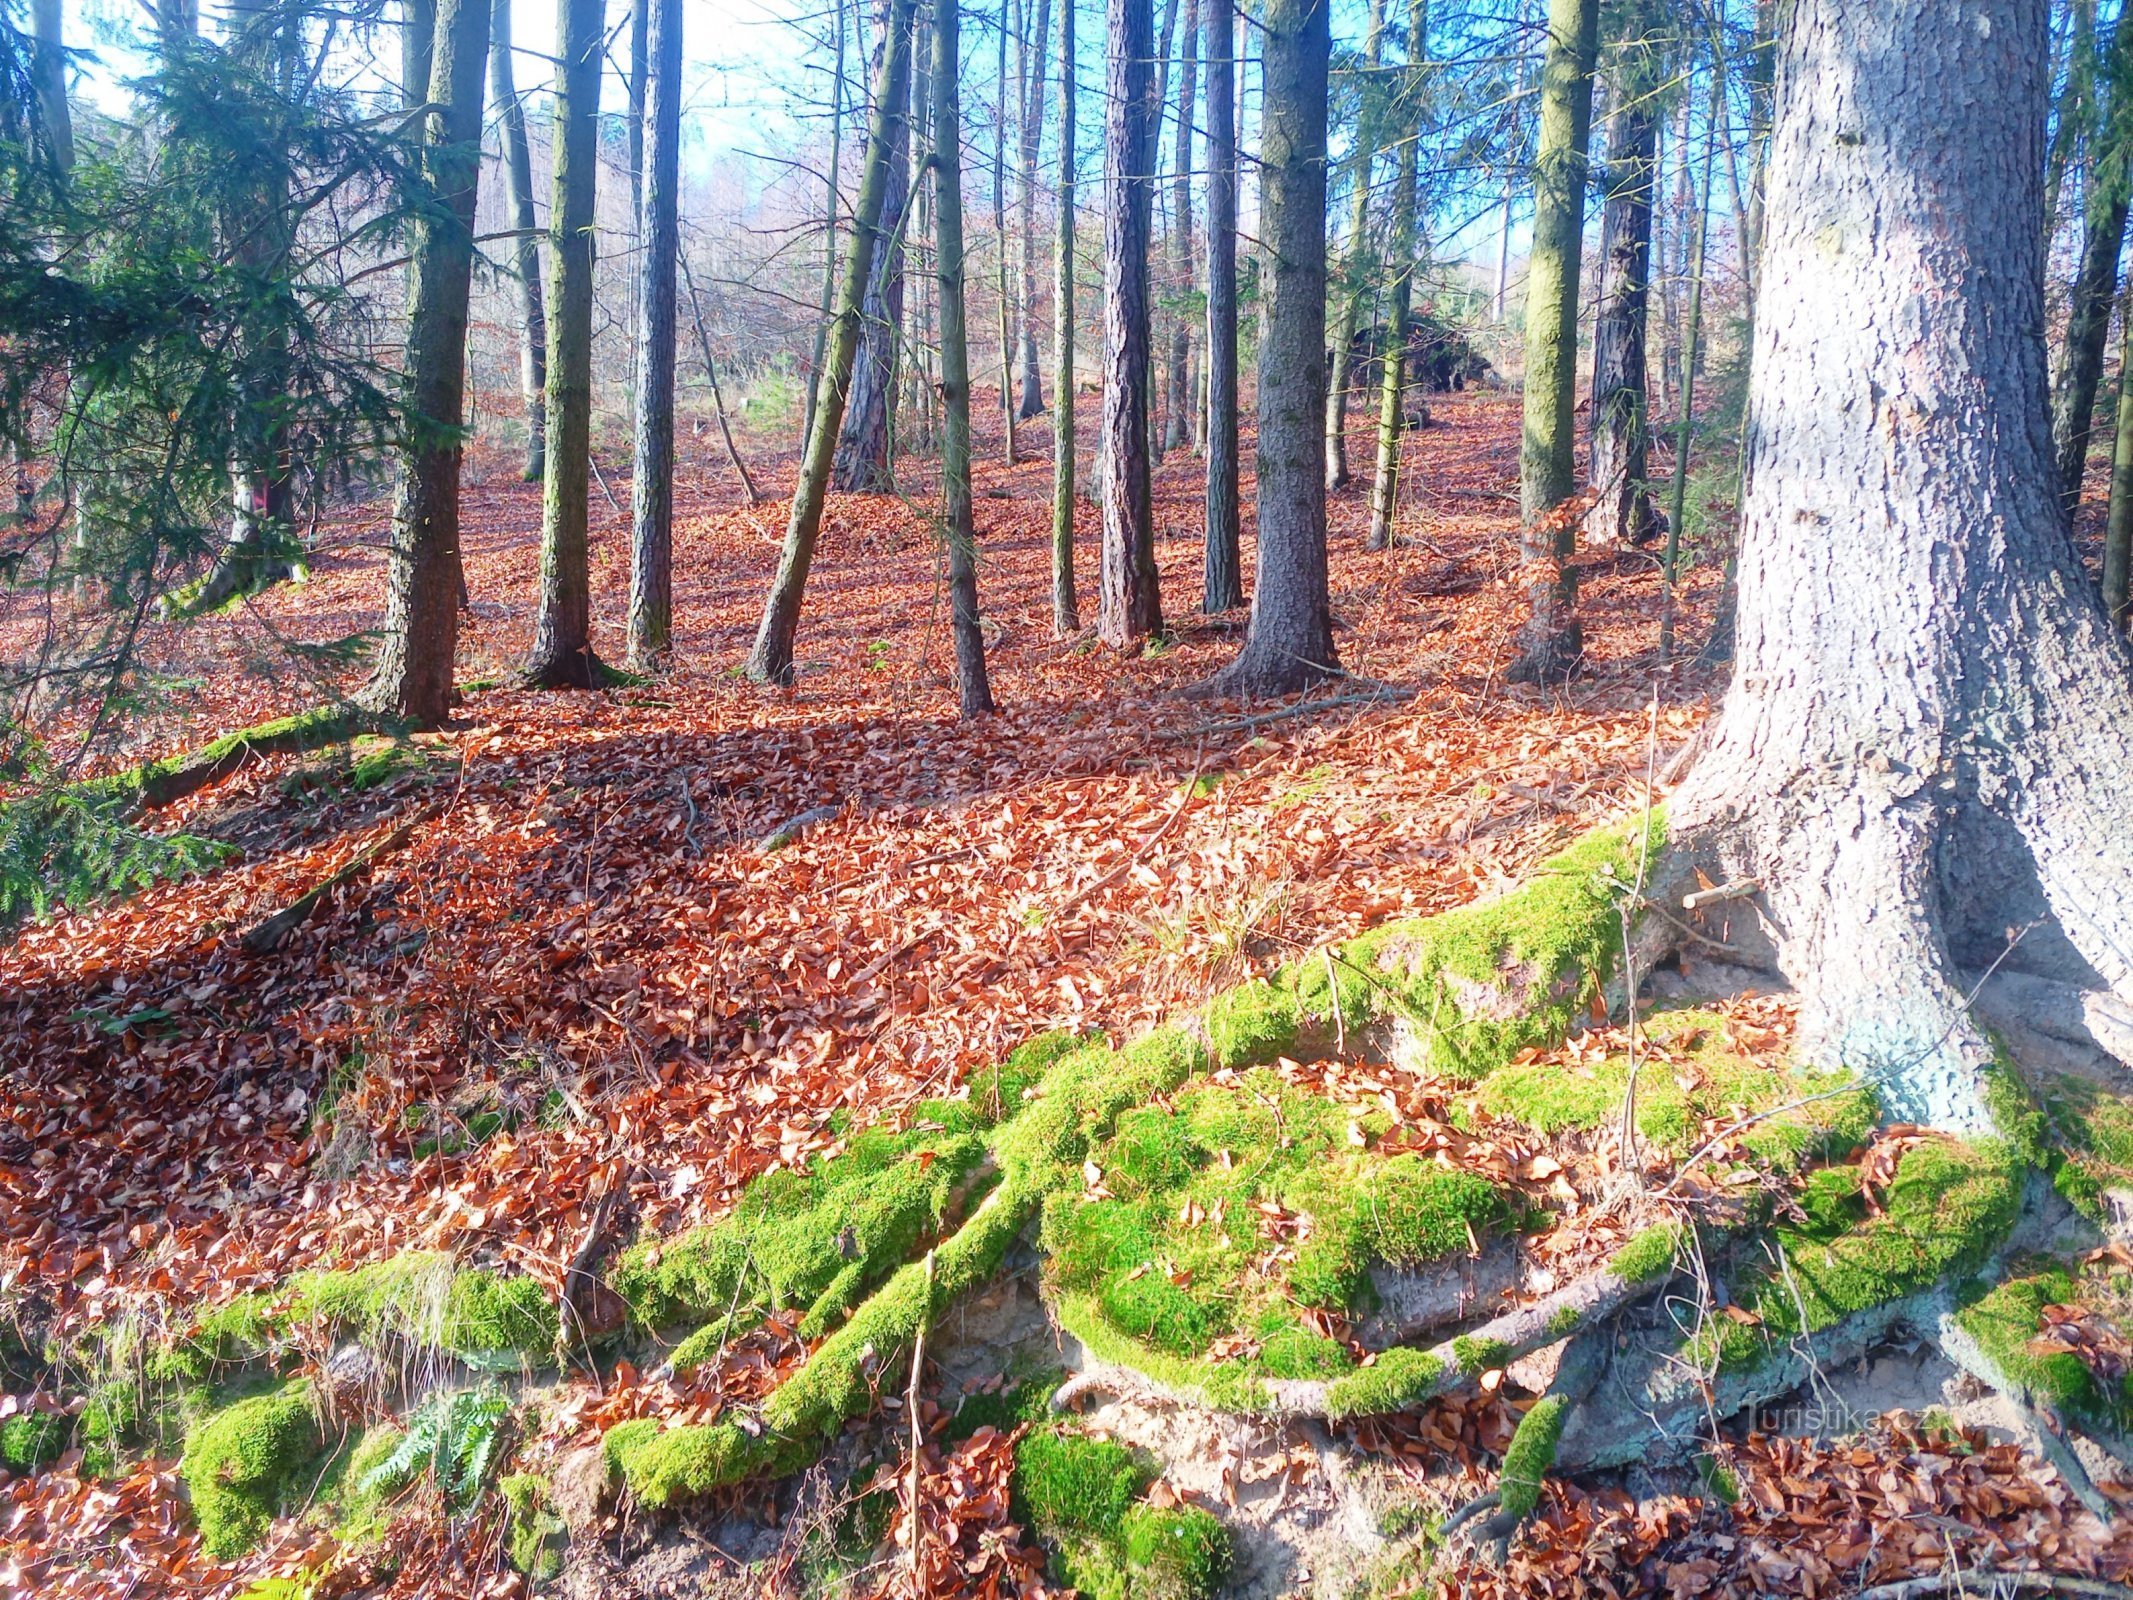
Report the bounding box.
[4,394,2130,1599]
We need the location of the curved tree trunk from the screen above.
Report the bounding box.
[1203,0,1335,697]
[1050,0,1079,633]
[747,0,916,684]
[1322,0,1385,493]
[1505,0,1597,684]
[1164,0,1198,453]
[523,0,605,688]
[1098,0,1163,647]
[1668,0,2133,1134]
[832,0,914,495]
[1364,0,1424,555]
[625,0,680,670]
[1586,73,1657,550]
[365,0,492,726]
[489,0,547,484]
[1200,0,1241,612]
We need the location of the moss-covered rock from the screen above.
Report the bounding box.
[180,1380,326,1559]
[1015,1425,1230,1600]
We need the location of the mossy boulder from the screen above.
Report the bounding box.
[282,1256,558,1366]
[180,1380,326,1559]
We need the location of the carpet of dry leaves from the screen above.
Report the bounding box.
[7,394,2115,1599]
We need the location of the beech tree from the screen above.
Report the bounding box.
[364,0,492,725]
[1015,0,1051,420]
[488,0,547,483]
[626,0,681,670]
[1200,0,1241,610]
[1204,0,1333,697]
[523,0,605,688]
[1050,0,1079,632]
[1098,0,1162,647]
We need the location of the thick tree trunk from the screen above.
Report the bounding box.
[1586,79,1657,550]
[832,0,913,494]
[626,0,680,671]
[2106,285,2133,632]
[364,0,492,726]
[523,0,605,689]
[1505,0,1597,685]
[489,0,547,483]
[1050,0,1079,633]
[747,0,916,684]
[1365,0,1424,555]
[931,0,996,716]
[1668,0,2133,1134]
[2051,0,2133,516]
[1164,0,1198,453]
[1099,0,1163,647]
[1201,0,1241,612]
[1015,0,1051,420]
[1322,0,1385,493]
[1204,0,1335,697]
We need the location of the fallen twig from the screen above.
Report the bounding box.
[757,803,843,853]
[240,815,420,954]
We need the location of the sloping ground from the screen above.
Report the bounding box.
[30,395,2129,1599]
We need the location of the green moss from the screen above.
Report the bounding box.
[1498,1394,1568,1520]
[154,1293,277,1382]
[1545,1304,1583,1338]
[1323,1347,1445,1419]
[1608,1221,1685,1285]
[180,1380,325,1559]
[1119,1505,1231,1600]
[1015,1427,1230,1600]
[443,1272,560,1365]
[1201,980,1301,1069]
[327,1424,405,1546]
[88,707,364,809]
[2014,1072,2133,1224]
[1954,1268,2133,1428]
[1712,1138,2024,1372]
[281,1257,557,1366]
[1451,1335,1512,1375]
[947,1370,1062,1441]
[605,1417,779,1506]
[1017,1427,1150,1537]
[1291,819,1660,1078]
[1,1411,66,1471]
[1053,1294,1276,1414]
[501,1473,568,1582]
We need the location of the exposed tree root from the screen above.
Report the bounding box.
[1851,1574,2133,1600]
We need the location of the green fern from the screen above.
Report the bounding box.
[358,1388,510,1509]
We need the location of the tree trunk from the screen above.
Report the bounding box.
[1016,0,1051,419]
[1365,0,1424,555]
[931,0,996,715]
[1322,0,1385,492]
[804,0,849,453]
[832,0,914,494]
[2052,0,2133,516]
[402,0,435,108]
[1586,63,1657,550]
[1204,0,1334,697]
[1656,86,1689,411]
[995,0,1016,462]
[489,0,547,483]
[626,0,680,670]
[1668,0,2133,1135]
[1201,0,1241,611]
[2043,0,2096,248]
[1099,0,1163,647]
[523,0,605,689]
[747,0,916,684]
[1164,0,1198,453]
[1505,0,1597,685]
[2107,287,2133,631]
[365,0,491,726]
[679,253,763,505]
[30,0,74,175]
[1050,0,1079,632]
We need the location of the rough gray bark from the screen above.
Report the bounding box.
[2051,0,2133,515]
[1050,0,1079,632]
[1322,0,1385,492]
[1587,75,1657,549]
[1668,0,2133,1134]
[364,0,492,727]
[523,0,605,688]
[930,0,995,715]
[747,0,916,684]
[832,0,914,494]
[2109,287,2133,631]
[1015,0,1051,420]
[1203,0,1335,697]
[1164,0,1198,453]
[1099,0,1163,647]
[1201,0,1241,612]
[489,0,547,483]
[625,0,680,671]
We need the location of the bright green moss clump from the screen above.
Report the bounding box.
[1955,1268,2133,1428]
[1015,1426,1231,1600]
[2008,1072,2133,1223]
[1609,1221,1686,1286]
[1324,1347,1446,1420]
[501,1473,569,1581]
[1498,1394,1569,1520]
[1,1411,66,1472]
[180,1381,326,1559]
[282,1257,558,1366]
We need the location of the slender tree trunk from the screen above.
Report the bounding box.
[904,0,935,449]
[1206,0,1334,696]
[679,253,763,504]
[1051,0,1080,632]
[932,0,996,714]
[748,0,917,683]
[1657,88,1688,411]
[1201,0,1241,610]
[1099,0,1163,647]
[523,0,605,688]
[365,0,491,726]
[2053,0,2133,515]
[1147,0,1180,457]
[995,0,1016,461]
[29,0,74,174]
[1505,0,1598,685]
[1164,0,1198,452]
[1669,0,2133,1134]
[1016,0,1051,419]
[1365,0,1424,554]
[402,0,435,106]
[489,0,547,483]
[1657,57,1715,662]
[833,0,914,493]
[1587,64,1657,550]
[2106,285,2133,631]
[2044,0,2097,250]
[626,0,680,670]
[805,0,849,452]
[1322,0,1385,491]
